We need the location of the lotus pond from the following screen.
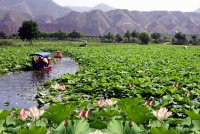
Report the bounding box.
[0,41,199,133]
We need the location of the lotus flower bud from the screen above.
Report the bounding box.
[186,91,193,99]
[144,99,154,106]
[77,110,91,118]
[64,120,68,126]
[85,110,92,118]
[172,83,179,88]
[129,121,134,128]
[128,84,136,88]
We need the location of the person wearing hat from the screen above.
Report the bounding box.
[43,57,48,67]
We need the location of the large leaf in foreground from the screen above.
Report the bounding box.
[106,119,145,134]
[17,126,47,134]
[106,119,124,134]
[52,119,91,134]
[151,126,179,134]
[42,103,77,124]
[185,111,200,120]
[0,120,5,133]
[118,98,154,124]
[0,110,10,120]
[71,119,91,134]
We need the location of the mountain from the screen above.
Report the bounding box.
[67,3,115,12]
[92,4,115,12]
[0,8,7,21]
[0,0,33,16]
[25,0,71,18]
[195,8,200,13]
[66,6,90,13]
[1,2,200,35]
[39,9,200,35]
[0,10,33,33]
[0,0,72,33]
[0,0,72,18]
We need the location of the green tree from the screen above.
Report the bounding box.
[172,32,188,45]
[131,30,138,38]
[9,33,18,39]
[124,30,131,42]
[151,32,161,43]
[138,32,151,44]
[0,31,7,39]
[190,34,199,45]
[39,32,49,39]
[102,32,115,42]
[54,30,68,40]
[115,34,123,42]
[18,20,39,44]
[68,30,84,40]
[106,32,115,42]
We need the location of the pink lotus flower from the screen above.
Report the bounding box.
[97,99,117,107]
[27,106,44,120]
[77,110,91,119]
[153,107,172,120]
[19,106,44,121]
[51,83,60,90]
[20,109,28,121]
[97,100,105,107]
[51,83,66,91]
[105,99,117,106]
[59,85,66,91]
[144,99,154,106]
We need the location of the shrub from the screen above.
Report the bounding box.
[138,32,151,44]
[0,40,14,46]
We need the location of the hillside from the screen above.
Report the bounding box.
[0,0,200,35]
[0,0,71,18]
[195,8,200,13]
[66,3,115,12]
[40,10,200,35]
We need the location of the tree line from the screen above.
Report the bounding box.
[101,31,200,45]
[0,20,200,45]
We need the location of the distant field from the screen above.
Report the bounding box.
[44,43,200,100]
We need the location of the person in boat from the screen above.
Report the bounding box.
[30,52,52,70]
[32,56,41,68]
[43,57,48,67]
[47,57,51,65]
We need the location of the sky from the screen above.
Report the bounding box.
[52,0,200,12]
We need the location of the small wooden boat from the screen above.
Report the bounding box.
[54,51,62,58]
[30,52,52,72]
[40,65,52,72]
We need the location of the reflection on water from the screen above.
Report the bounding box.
[0,58,78,110]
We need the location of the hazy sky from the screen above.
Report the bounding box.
[52,0,200,12]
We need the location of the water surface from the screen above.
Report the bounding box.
[0,58,78,109]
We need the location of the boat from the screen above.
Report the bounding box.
[30,52,52,72]
[54,51,62,58]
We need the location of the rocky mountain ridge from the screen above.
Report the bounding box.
[0,0,200,35]
[31,10,200,35]
[66,3,115,12]
[0,0,72,18]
